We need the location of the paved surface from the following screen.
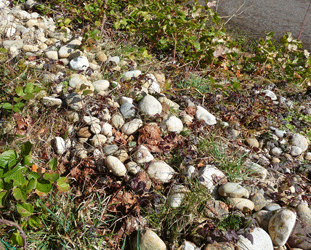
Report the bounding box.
[211,0,311,49]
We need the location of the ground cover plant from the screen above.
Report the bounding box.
[1,0,311,249]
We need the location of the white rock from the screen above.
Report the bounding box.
[271,147,282,156]
[90,123,101,134]
[6,27,16,37]
[196,106,217,125]
[120,96,133,105]
[70,56,89,71]
[134,145,154,164]
[106,155,127,177]
[199,165,226,194]
[42,97,62,108]
[102,123,113,137]
[126,161,141,175]
[69,74,89,89]
[291,146,303,156]
[158,96,180,109]
[243,160,268,180]
[218,182,249,198]
[263,89,277,100]
[147,161,176,183]
[22,44,39,52]
[168,185,188,208]
[165,116,183,133]
[90,134,107,147]
[227,198,255,211]
[52,137,66,154]
[122,70,141,80]
[92,80,110,92]
[180,241,199,250]
[139,95,162,116]
[122,119,143,135]
[58,44,76,58]
[83,116,100,125]
[45,50,58,60]
[270,126,287,138]
[268,208,296,246]
[291,133,309,152]
[107,56,120,65]
[134,229,166,250]
[237,227,273,250]
[111,113,125,129]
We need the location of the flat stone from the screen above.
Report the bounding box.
[134,145,154,164]
[122,119,143,135]
[262,89,277,100]
[52,137,66,154]
[111,113,125,129]
[204,199,229,219]
[246,137,259,148]
[134,229,166,250]
[251,192,267,211]
[237,227,273,250]
[147,161,176,183]
[107,56,120,65]
[77,127,91,138]
[70,56,89,71]
[122,70,141,80]
[120,102,136,119]
[139,95,162,116]
[196,106,217,125]
[270,126,287,138]
[92,79,110,92]
[243,160,268,180]
[198,165,226,194]
[83,116,100,125]
[219,183,249,198]
[120,96,133,105]
[106,155,127,177]
[265,203,281,211]
[227,198,254,211]
[42,97,62,108]
[102,122,113,137]
[90,134,107,147]
[22,44,38,52]
[103,145,118,155]
[165,116,183,133]
[268,208,296,246]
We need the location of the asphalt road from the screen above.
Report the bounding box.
[211,0,311,49]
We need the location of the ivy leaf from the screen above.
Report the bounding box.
[13,186,27,202]
[0,103,13,110]
[36,179,52,193]
[0,150,19,168]
[27,178,37,192]
[28,216,41,228]
[17,202,34,217]
[57,177,70,192]
[3,165,28,186]
[49,158,57,171]
[11,230,23,246]
[43,172,59,182]
[24,82,34,94]
[15,86,25,97]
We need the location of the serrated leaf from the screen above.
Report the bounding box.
[49,158,57,171]
[15,86,25,97]
[21,141,32,157]
[0,190,7,208]
[43,172,59,182]
[24,82,34,94]
[57,177,70,192]
[3,165,28,186]
[36,179,52,193]
[0,150,19,168]
[17,202,33,217]
[29,172,40,180]
[13,186,27,202]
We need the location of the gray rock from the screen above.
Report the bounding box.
[168,185,188,208]
[291,133,309,152]
[52,137,66,154]
[263,89,277,100]
[271,147,282,156]
[270,126,287,138]
[101,123,113,137]
[196,106,217,125]
[198,165,226,194]
[227,198,254,211]
[254,210,274,231]
[243,160,268,180]
[164,116,183,133]
[265,203,281,211]
[134,145,154,164]
[290,146,303,156]
[3,40,23,50]
[246,137,259,148]
[204,199,229,219]
[139,95,162,116]
[147,161,176,183]
[90,134,107,147]
[111,113,125,129]
[103,145,118,155]
[134,229,166,250]
[120,96,133,105]
[122,70,141,80]
[237,227,273,250]
[65,93,83,111]
[106,155,127,177]
[251,192,267,211]
[25,0,38,9]
[92,80,109,92]
[122,119,143,135]
[120,102,136,119]
[268,208,296,246]
[218,182,249,198]
[70,56,89,71]
[42,97,62,108]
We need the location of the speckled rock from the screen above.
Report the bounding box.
[65,93,83,111]
[70,56,89,71]
[134,145,154,164]
[122,119,143,135]
[106,155,127,177]
[133,229,166,250]
[147,161,176,183]
[251,192,267,211]
[103,145,119,155]
[218,182,249,198]
[227,198,254,211]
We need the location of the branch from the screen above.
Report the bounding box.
[0,219,27,250]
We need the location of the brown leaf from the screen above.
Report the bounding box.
[185,107,197,116]
[138,124,163,152]
[13,113,28,135]
[113,128,127,145]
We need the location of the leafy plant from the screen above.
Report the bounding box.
[0,142,69,246]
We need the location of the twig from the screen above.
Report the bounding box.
[0,219,27,250]
[298,0,311,40]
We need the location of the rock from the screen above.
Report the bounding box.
[120,102,136,119]
[106,155,127,177]
[265,203,281,211]
[69,74,89,89]
[243,160,268,180]
[205,242,235,250]
[90,134,107,147]
[90,123,101,134]
[67,111,79,123]
[122,119,143,135]
[182,165,197,179]
[204,199,229,219]
[268,208,296,246]
[103,145,118,155]
[58,44,77,58]
[126,161,141,175]
[164,116,183,133]
[65,93,83,111]
[139,95,162,116]
[246,137,259,148]
[41,96,62,108]
[218,182,249,198]
[45,50,58,60]
[77,127,91,138]
[196,106,217,125]
[291,133,309,152]
[102,122,113,137]
[22,44,39,52]
[114,149,128,162]
[122,70,142,80]
[262,89,277,100]
[167,185,188,208]
[158,96,180,110]
[134,145,154,164]
[271,147,282,156]
[92,79,110,92]
[70,56,89,71]
[270,126,287,138]
[147,161,176,183]
[180,241,199,250]
[290,146,303,156]
[52,137,66,154]
[237,227,273,250]
[96,51,107,63]
[120,96,133,105]
[198,165,226,194]
[107,56,120,65]
[254,210,274,231]
[305,152,311,161]
[251,192,267,211]
[112,113,125,129]
[83,116,100,125]
[134,229,166,250]
[25,0,37,9]
[227,198,254,211]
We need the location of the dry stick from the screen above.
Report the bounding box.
[298,0,311,40]
[0,219,27,250]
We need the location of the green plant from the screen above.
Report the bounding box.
[0,142,69,246]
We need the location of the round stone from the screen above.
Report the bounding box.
[134,145,154,164]
[196,106,217,125]
[165,116,183,133]
[139,95,162,116]
[92,80,110,92]
[147,161,176,183]
[218,182,249,198]
[70,56,89,71]
[227,198,255,211]
[106,155,127,177]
